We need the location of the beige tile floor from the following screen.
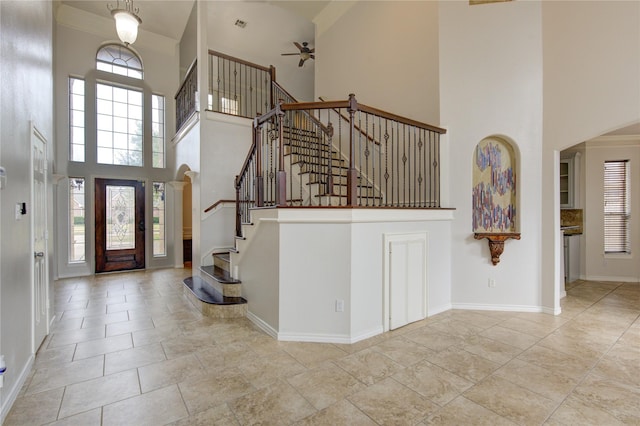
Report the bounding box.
[5,270,639,425]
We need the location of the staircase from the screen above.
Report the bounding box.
[182,251,247,318]
[283,127,379,206]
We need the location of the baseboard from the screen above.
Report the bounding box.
[541,305,561,315]
[452,303,543,313]
[277,325,384,344]
[246,311,278,340]
[429,304,452,316]
[584,275,640,283]
[1,354,34,424]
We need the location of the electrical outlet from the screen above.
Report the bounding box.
[488,278,496,288]
[335,299,344,312]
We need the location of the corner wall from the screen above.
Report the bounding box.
[314,1,440,124]
[0,1,54,420]
[541,1,640,308]
[439,1,544,311]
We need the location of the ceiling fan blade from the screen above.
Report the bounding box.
[309,48,315,54]
[294,42,303,51]
[281,53,299,56]
[298,58,305,67]
[310,54,315,60]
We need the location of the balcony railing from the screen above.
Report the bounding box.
[175,60,197,132]
[207,50,275,119]
[235,94,447,235]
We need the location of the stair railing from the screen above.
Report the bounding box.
[208,50,276,119]
[175,59,197,133]
[235,94,447,237]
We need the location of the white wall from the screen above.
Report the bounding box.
[314,1,440,123]
[584,138,640,282]
[0,1,54,420]
[541,1,640,308]
[196,114,252,264]
[440,2,545,311]
[53,18,180,277]
[238,209,453,343]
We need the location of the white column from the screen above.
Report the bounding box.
[169,181,187,268]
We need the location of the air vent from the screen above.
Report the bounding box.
[234,19,247,28]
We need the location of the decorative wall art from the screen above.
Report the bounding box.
[472,137,520,265]
[472,137,516,233]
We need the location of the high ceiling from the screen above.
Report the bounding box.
[60,0,330,42]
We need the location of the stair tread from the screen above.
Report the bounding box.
[201,265,241,284]
[183,276,246,305]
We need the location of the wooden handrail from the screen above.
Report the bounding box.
[317,97,447,134]
[203,199,235,213]
[358,104,447,134]
[209,50,271,73]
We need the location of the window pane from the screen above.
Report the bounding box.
[152,94,165,168]
[153,182,166,256]
[96,83,143,166]
[69,178,85,262]
[69,77,85,162]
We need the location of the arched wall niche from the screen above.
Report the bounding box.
[472,135,519,233]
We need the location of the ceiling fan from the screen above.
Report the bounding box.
[281,42,315,67]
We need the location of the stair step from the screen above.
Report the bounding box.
[212,252,231,273]
[201,264,240,284]
[183,276,247,318]
[183,276,244,304]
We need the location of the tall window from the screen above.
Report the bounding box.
[152,182,166,257]
[604,160,630,254]
[96,83,143,166]
[69,178,85,262]
[69,78,85,162]
[152,94,165,168]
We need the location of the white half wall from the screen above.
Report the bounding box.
[237,208,454,343]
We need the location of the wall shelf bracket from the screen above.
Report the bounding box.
[474,233,521,266]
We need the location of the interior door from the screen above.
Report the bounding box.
[95,178,145,273]
[388,235,427,330]
[32,125,49,352]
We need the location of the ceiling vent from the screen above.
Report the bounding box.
[234,19,247,29]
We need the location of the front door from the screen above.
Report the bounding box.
[95,178,145,273]
[32,125,49,352]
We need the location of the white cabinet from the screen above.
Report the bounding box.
[563,235,580,283]
[560,159,574,208]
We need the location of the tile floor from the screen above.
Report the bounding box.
[4,270,639,425]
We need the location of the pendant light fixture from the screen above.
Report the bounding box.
[107,0,142,46]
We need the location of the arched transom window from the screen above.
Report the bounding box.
[96,43,143,79]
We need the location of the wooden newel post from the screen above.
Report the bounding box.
[347,93,358,206]
[254,123,264,208]
[276,104,287,207]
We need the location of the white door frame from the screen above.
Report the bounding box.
[31,122,49,353]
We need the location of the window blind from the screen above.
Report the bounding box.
[604,160,630,254]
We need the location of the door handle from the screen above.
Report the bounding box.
[138,220,145,232]
[34,251,44,258]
